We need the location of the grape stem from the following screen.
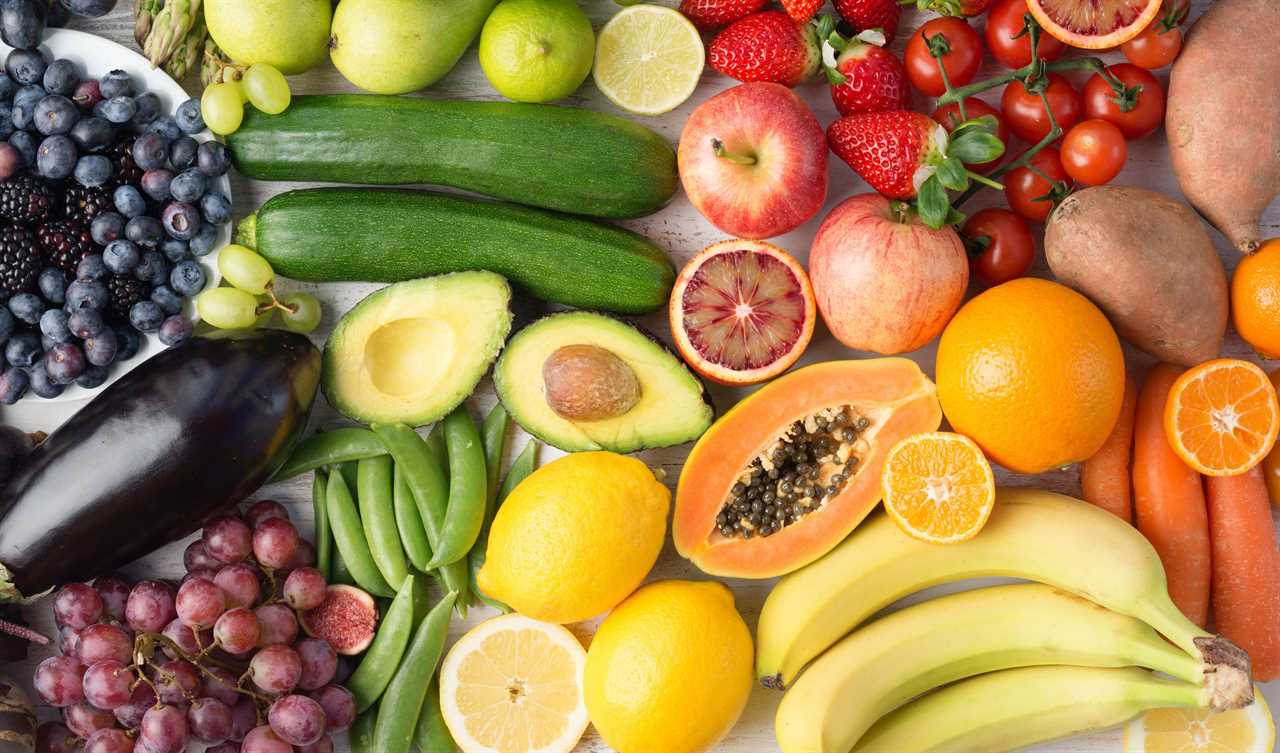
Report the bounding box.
[0,616,48,645]
[255,283,301,319]
[134,630,275,711]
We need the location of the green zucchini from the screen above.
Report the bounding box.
[239,188,675,315]
[226,95,678,219]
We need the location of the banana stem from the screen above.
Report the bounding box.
[1134,597,1254,711]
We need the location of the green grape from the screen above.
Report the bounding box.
[242,64,291,115]
[254,294,276,328]
[201,82,245,135]
[218,244,275,295]
[279,292,322,334]
[196,287,258,329]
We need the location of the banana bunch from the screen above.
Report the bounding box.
[764,487,1255,753]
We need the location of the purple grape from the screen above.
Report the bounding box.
[140,704,189,753]
[93,575,131,620]
[282,568,326,611]
[113,683,156,729]
[35,723,76,753]
[203,515,253,563]
[184,540,223,572]
[160,618,208,658]
[286,540,317,570]
[209,743,242,753]
[229,698,257,743]
[250,645,301,694]
[182,567,218,585]
[200,666,241,707]
[63,702,116,737]
[308,685,355,733]
[54,583,104,629]
[243,500,288,528]
[188,697,234,744]
[176,576,225,629]
[125,580,176,632]
[295,638,337,691]
[82,660,134,710]
[33,656,85,707]
[267,694,326,746]
[213,607,259,655]
[152,659,200,705]
[252,518,300,570]
[253,604,298,647]
[241,726,293,753]
[78,623,131,665]
[213,563,261,609]
[85,729,134,753]
[296,735,333,753]
[58,626,81,660]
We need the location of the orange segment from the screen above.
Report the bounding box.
[1027,0,1162,49]
[880,431,996,544]
[1164,359,1280,477]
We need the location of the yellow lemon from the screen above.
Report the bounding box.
[476,451,668,624]
[584,580,754,753]
[1124,688,1275,753]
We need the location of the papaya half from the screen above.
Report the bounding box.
[673,359,941,578]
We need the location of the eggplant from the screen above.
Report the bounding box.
[0,677,33,753]
[0,329,321,600]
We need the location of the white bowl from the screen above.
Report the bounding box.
[0,28,230,427]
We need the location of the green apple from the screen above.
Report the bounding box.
[479,0,595,103]
[204,0,331,75]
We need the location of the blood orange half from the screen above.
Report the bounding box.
[1028,0,1161,49]
[669,239,816,386]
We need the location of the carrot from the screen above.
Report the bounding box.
[1205,468,1280,680]
[1081,373,1137,523]
[1132,363,1211,628]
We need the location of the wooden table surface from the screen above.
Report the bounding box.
[8,1,1280,751]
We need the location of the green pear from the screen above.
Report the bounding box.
[331,0,499,95]
[205,0,332,75]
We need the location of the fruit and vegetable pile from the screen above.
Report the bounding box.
[3,0,1280,752]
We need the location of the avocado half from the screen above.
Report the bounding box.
[323,271,513,426]
[494,311,714,453]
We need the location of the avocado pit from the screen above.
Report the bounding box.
[543,344,641,422]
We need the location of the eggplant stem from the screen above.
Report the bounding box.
[0,616,48,645]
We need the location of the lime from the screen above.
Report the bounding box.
[479,0,595,103]
[593,5,704,116]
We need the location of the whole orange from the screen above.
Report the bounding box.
[935,277,1126,473]
[1231,239,1280,358]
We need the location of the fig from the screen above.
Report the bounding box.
[299,586,377,656]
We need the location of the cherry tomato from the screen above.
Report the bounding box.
[1001,73,1081,144]
[985,0,1066,69]
[1121,17,1183,69]
[1081,64,1165,140]
[962,207,1036,285]
[932,98,1009,172]
[905,18,983,97]
[1060,119,1128,185]
[1003,147,1072,222]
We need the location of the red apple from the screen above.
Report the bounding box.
[678,82,827,240]
[809,193,968,354]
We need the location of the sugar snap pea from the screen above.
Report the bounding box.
[358,455,409,590]
[372,590,458,753]
[273,427,387,481]
[312,470,333,581]
[481,404,509,507]
[331,545,354,586]
[326,472,394,598]
[393,463,432,571]
[350,704,379,753]
[470,439,538,613]
[426,406,487,569]
[413,678,458,753]
[337,460,360,496]
[348,574,417,712]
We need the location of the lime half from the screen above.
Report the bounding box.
[593,5,705,116]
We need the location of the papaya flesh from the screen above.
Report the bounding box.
[673,359,941,579]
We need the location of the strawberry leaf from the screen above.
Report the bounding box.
[936,157,969,191]
[945,206,967,226]
[949,130,1005,165]
[951,114,1000,136]
[917,176,951,229]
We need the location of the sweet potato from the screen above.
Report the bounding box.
[1167,0,1280,254]
[1044,186,1227,366]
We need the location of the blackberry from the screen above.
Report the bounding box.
[107,137,142,187]
[59,184,111,225]
[0,224,41,299]
[105,272,147,321]
[0,175,53,224]
[36,220,95,275]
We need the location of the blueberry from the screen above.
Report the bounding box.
[161,202,199,241]
[131,131,167,171]
[58,0,117,18]
[150,284,183,314]
[4,331,39,367]
[0,366,28,403]
[65,278,106,310]
[125,216,163,248]
[36,134,76,179]
[196,140,229,177]
[67,307,103,339]
[168,171,206,205]
[0,306,14,344]
[39,307,70,342]
[89,213,123,246]
[75,363,108,389]
[169,259,205,296]
[112,324,139,361]
[174,98,204,134]
[7,129,34,166]
[140,168,171,200]
[43,341,83,384]
[102,239,139,274]
[159,314,192,346]
[128,300,162,332]
[0,0,44,51]
[169,135,197,169]
[98,69,131,99]
[0,72,14,100]
[10,84,39,129]
[113,184,145,218]
[199,191,231,225]
[8,291,42,324]
[160,239,188,263]
[4,47,45,86]
[42,59,77,96]
[45,0,66,27]
[133,250,167,283]
[69,116,113,152]
[29,362,62,398]
[97,96,135,125]
[145,115,180,141]
[82,327,115,366]
[73,154,111,187]
[0,102,14,139]
[34,94,78,135]
[38,267,65,304]
[71,79,100,112]
[188,222,216,256]
[129,91,159,128]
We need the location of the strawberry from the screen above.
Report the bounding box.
[827,110,947,199]
[833,0,903,43]
[824,31,911,116]
[782,0,825,23]
[679,0,768,30]
[709,11,822,87]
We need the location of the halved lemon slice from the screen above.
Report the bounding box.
[593,4,705,115]
[438,614,588,753]
[1027,0,1162,49]
[1124,689,1275,753]
[881,431,996,544]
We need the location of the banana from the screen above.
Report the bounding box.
[756,487,1251,707]
[775,583,1206,753]
[852,665,1208,753]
